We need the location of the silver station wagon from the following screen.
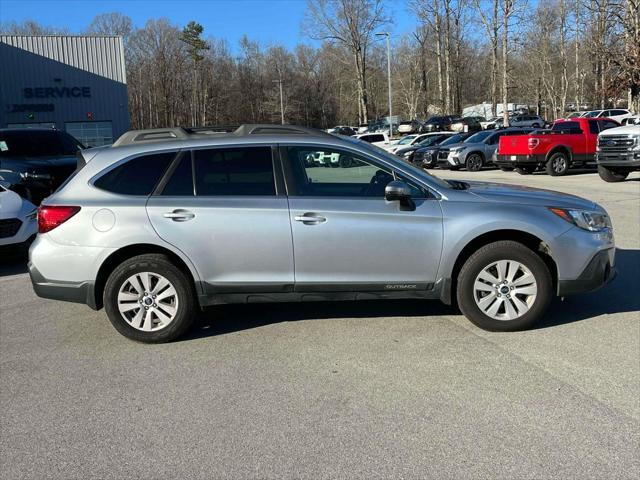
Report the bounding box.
[29,125,616,342]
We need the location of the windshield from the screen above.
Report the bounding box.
[417,135,445,147]
[440,133,468,145]
[425,116,445,124]
[343,136,453,190]
[584,111,602,118]
[465,130,494,143]
[0,130,82,158]
[397,135,417,145]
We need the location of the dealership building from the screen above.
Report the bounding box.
[0,35,130,146]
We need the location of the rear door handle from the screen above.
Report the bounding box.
[294,213,326,225]
[163,209,195,222]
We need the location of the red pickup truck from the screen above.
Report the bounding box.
[496,117,620,175]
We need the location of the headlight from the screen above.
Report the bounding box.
[450,147,465,153]
[548,207,612,232]
[26,209,37,221]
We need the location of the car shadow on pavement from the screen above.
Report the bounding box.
[185,248,639,340]
[0,249,28,277]
[186,300,458,341]
[534,248,640,329]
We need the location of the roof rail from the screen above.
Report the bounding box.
[111,128,191,147]
[112,124,331,147]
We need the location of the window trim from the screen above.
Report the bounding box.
[187,144,282,197]
[279,143,433,200]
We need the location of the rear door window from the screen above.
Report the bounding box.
[193,146,275,196]
[94,151,176,195]
[161,155,194,196]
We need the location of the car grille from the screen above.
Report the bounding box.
[0,218,22,239]
[438,150,450,159]
[598,135,637,153]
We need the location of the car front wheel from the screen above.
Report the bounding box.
[465,153,484,172]
[597,165,629,182]
[104,254,196,343]
[457,241,553,331]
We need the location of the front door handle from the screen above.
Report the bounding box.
[294,213,326,225]
[163,209,195,222]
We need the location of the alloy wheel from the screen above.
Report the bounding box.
[552,157,567,173]
[473,260,538,321]
[466,154,483,171]
[117,272,179,332]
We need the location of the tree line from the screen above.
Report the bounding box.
[2,0,638,130]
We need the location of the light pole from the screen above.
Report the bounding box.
[273,79,285,124]
[376,32,392,139]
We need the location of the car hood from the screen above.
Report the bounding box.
[464,180,598,210]
[439,142,469,150]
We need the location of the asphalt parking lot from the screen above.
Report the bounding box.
[1,169,639,479]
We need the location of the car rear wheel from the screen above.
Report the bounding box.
[457,241,553,331]
[597,165,629,182]
[465,153,484,172]
[104,254,196,343]
[515,166,536,175]
[545,152,570,176]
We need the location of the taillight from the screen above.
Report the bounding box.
[38,205,81,233]
[528,138,540,149]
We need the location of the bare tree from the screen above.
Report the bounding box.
[475,0,500,117]
[0,19,69,35]
[501,0,515,125]
[86,12,133,41]
[305,0,388,123]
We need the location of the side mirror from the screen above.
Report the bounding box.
[385,180,415,211]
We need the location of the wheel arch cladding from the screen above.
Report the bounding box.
[448,229,558,304]
[93,244,199,310]
[546,145,572,163]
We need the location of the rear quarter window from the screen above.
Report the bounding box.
[94,151,176,195]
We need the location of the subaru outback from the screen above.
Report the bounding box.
[29,125,616,343]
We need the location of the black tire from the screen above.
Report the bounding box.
[515,166,536,175]
[465,153,484,172]
[499,166,514,172]
[456,241,553,332]
[545,152,570,176]
[597,165,629,183]
[104,254,196,343]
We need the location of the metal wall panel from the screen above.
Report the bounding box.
[0,35,130,140]
[0,35,126,83]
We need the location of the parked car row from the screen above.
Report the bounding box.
[563,108,634,124]
[393,115,638,182]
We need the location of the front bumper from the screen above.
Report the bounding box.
[557,248,616,296]
[0,217,37,247]
[29,261,98,309]
[596,151,640,168]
